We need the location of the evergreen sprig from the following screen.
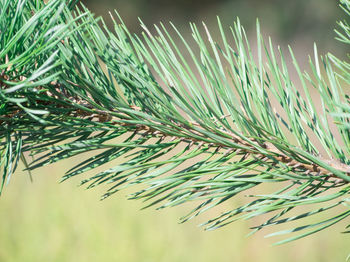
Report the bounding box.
[1,0,350,244]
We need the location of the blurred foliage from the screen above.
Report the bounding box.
[81,0,346,54]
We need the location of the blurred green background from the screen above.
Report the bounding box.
[1,0,350,261]
[1,162,349,262]
[81,0,347,57]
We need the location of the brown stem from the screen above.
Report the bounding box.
[1,77,349,183]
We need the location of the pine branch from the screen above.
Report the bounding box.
[2,82,348,180]
[1,0,350,244]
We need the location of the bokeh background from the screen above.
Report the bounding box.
[1,0,350,261]
[81,0,347,59]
